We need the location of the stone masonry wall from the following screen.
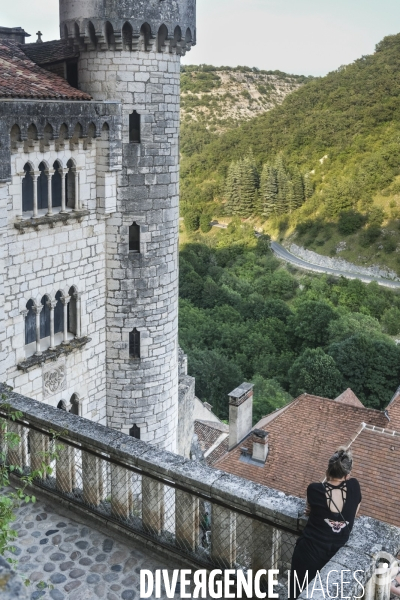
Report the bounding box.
[78,49,181,451]
[1,139,108,422]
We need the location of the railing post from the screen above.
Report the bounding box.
[29,430,50,475]
[252,522,282,571]
[7,422,24,468]
[82,452,103,506]
[142,477,164,535]
[56,443,75,494]
[111,465,130,519]
[211,505,237,568]
[375,562,391,600]
[175,490,199,552]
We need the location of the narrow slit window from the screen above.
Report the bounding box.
[129,424,140,439]
[38,162,48,210]
[52,161,62,208]
[129,328,140,359]
[129,222,140,252]
[129,111,141,143]
[40,296,50,339]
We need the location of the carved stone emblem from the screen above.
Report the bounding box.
[43,359,66,397]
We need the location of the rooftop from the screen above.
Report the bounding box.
[22,39,79,66]
[0,40,90,100]
[216,392,400,526]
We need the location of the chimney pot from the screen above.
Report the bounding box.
[228,382,254,449]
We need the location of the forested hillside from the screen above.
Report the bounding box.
[179,223,400,422]
[180,34,400,275]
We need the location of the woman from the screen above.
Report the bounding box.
[289,447,361,599]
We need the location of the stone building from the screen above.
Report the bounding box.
[0,0,196,454]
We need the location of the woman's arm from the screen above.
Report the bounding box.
[304,501,311,516]
[355,502,361,517]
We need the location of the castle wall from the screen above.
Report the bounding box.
[78,48,180,450]
[0,139,108,422]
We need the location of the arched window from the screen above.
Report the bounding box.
[54,291,64,336]
[27,123,38,142]
[87,21,97,47]
[66,159,76,209]
[129,328,140,359]
[40,295,50,339]
[87,122,96,141]
[157,24,168,52]
[52,161,62,208]
[25,300,36,345]
[105,21,115,47]
[68,287,77,335]
[43,123,53,146]
[129,111,141,143]
[129,222,140,252]
[122,21,133,50]
[129,424,140,439]
[69,394,81,416]
[22,164,33,212]
[10,124,21,150]
[57,400,68,411]
[38,162,48,210]
[140,22,151,52]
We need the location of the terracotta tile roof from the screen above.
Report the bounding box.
[349,425,400,527]
[194,420,229,467]
[0,40,90,100]
[334,388,364,408]
[387,388,400,430]
[22,40,78,66]
[215,393,388,515]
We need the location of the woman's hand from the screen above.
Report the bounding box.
[304,502,311,516]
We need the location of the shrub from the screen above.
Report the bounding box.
[382,236,397,253]
[337,210,365,235]
[382,307,400,335]
[200,213,212,233]
[359,225,381,247]
[184,210,200,232]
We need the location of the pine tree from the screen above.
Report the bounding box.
[286,180,295,213]
[304,173,314,200]
[225,160,241,215]
[275,155,289,215]
[291,167,305,210]
[261,163,278,217]
[238,152,259,217]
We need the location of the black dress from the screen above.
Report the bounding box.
[289,478,362,599]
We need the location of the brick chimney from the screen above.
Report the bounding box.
[252,430,269,463]
[228,382,254,450]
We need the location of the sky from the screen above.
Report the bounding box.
[2,0,400,75]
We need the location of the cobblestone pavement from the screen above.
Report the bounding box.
[4,492,190,600]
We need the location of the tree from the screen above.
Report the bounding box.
[328,312,382,343]
[328,334,400,409]
[200,212,212,233]
[251,375,292,424]
[238,152,259,217]
[275,154,289,214]
[381,307,400,336]
[303,174,314,200]
[288,300,338,349]
[288,348,343,398]
[188,349,244,419]
[291,167,305,210]
[184,209,200,232]
[260,163,278,217]
[225,160,241,215]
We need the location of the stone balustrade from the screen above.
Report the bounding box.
[1,383,400,599]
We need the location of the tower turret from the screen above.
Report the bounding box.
[58,0,196,452]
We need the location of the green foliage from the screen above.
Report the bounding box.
[179,229,400,417]
[259,156,306,217]
[184,209,200,232]
[288,348,343,398]
[381,307,400,335]
[251,375,292,424]
[328,334,400,408]
[359,225,381,247]
[338,211,365,235]
[224,152,259,217]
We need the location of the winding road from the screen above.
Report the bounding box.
[270,241,400,290]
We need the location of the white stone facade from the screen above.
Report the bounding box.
[0,136,108,422]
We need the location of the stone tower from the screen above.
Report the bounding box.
[59,0,196,452]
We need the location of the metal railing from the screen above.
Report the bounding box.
[1,384,400,599]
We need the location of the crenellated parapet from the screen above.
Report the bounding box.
[60,0,196,55]
[0,100,122,182]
